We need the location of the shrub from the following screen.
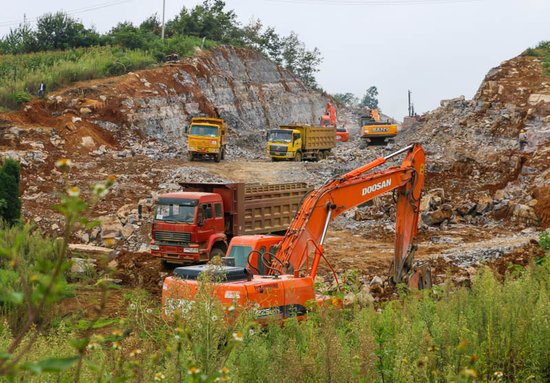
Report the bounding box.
[0,159,21,225]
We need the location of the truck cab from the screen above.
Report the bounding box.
[226,235,283,275]
[267,128,302,161]
[150,192,227,265]
[187,117,226,162]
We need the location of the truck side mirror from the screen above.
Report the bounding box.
[138,204,142,220]
[184,126,188,135]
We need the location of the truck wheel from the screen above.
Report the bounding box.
[294,152,302,162]
[160,259,173,271]
[221,148,225,160]
[209,246,225,260]
[187,153,194,161]
[215,152,221,163]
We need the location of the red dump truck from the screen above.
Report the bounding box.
[150,182,311,266]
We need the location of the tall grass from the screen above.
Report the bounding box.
[1,258,548,382]
[0,36,216,109]
[0,47,156,109]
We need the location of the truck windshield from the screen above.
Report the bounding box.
[227,245,253,268]
[190,125,219,137]
[268,131,292,143]
[360,118,375,126]
[155,203,196,223]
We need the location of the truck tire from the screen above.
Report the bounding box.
[209,246,225,260]
[221,148,225,160]
[187,152,194,161]
[294,151,302,162]
[215,152,221,163]
[160,259,173,271]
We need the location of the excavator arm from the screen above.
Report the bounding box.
[271,143,430,288]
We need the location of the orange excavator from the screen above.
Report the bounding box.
[320,101,337,127]
[162,144,431,319]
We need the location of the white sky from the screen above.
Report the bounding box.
[1,0,549,119]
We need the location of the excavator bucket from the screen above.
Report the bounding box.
[407,262,432,290]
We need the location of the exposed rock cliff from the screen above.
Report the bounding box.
[397,53,550,227]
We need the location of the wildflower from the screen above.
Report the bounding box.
[188,367,201,375]
[129,303,137,310]
[67,186,80,197]
[494,371,504,379]
[153,372,166,381]
[86,342,100,351]
[211,315,218,322]
[227,305,235,312]
[92,183,109,197]
[112,341,122,350]
[112,329,123,337]
[461,368,478,378]
[248,329,255,336]
[146,308,153,314]
[232,332,243,342]
[55,159,73,170]
[219,367,229,374]
[129,349,142,357]
[106,175,116,187]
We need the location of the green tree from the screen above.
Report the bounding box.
[361,86,379,109]
[139,14,162,35]
[107,22,148,50]
[0,22,37,54]
[34,12,98,51]
[0,159,21,225]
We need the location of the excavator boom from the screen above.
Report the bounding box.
[271,144,427,287]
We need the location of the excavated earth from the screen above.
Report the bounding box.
[0,46,548,301]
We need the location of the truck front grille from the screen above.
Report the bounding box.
[154,231,191,243]
[270,145,288,155]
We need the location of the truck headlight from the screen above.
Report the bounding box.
[184,248,199,253]
[151,244,160,251]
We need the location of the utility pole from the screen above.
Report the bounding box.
[408,90,412,117]
[161,0,166,40]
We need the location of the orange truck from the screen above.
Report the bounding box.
[150,182,311,268]
[162,144,431,320]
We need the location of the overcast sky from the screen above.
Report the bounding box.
[1,0,549,119]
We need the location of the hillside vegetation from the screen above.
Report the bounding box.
[0,0,322,110]
[525,41,550,76]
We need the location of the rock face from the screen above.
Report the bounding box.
[42,46,326,142]
[397,52,550,228]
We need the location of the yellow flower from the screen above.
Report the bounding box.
[461,368,478,378]
[219,367,229,374]
[153,372,166,381]
[67,186,80,197]
[106,175,116,187]
[86,342,100,351]
[232,332,243,342]
[188,367,201,375]
[129,349,142,357]
[112,329,123,337]
[112,341,121,350]
[494,371,504,379]
[55,159,73,170]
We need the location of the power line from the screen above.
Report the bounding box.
[0,0,135,28]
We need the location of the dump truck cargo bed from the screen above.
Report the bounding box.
[179,182,311,236]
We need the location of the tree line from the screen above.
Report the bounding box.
[0,0,322,87]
